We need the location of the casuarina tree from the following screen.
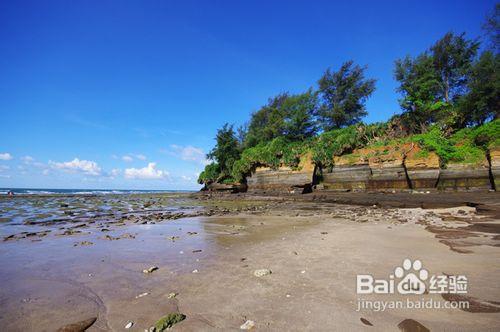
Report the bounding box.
[317,60,376,131]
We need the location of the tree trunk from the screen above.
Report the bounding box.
[444,76,450,103]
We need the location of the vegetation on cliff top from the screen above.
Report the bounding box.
[199,5,499,186]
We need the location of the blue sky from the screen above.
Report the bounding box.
[0,0,496,190]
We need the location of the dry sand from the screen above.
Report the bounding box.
[0,196,499,331]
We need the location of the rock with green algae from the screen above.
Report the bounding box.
[152,313,186,331]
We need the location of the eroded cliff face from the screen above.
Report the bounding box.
[323,143,442,191]
[489,147,500,190]
[241,144,497,193]
[245,153,315,193]
[404,145,441,190]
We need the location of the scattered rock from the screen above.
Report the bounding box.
[125,321,133,329]
[143,266,159,274]
[192,269,199,273]
[240,320,255,330]
[397,319,429,332]
[254,269,272,277]
[73,241,93,246]
[192,249,202,253]
[360,317,373,326]
[320,231,328,235]
[152,313,186,331]
[167,292,178,299]
[187,231,198,235]
[135,292,149,298]
[56,317,97,332]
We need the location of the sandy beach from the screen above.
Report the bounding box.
[0,192,499,331]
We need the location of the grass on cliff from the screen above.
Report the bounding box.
[411,119,499,165]
[201,119,499,184]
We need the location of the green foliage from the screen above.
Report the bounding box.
[153,313,186,331]
[394,53,444,132]
[207,123,241,181]
[311,123,389,168]
[231,137,310,182]
[410,121,499,165]
[244,94,289,148]
[483,3,500,53]
[282,90,319,140]
[311,126,361,167]
[244,92,318,148]
[457,51,500,126]
[197,163,220,185]
[452,119,500,149]
[200,20,498,186]
[410,126,456,163]
[317,60,376,130]
[431,32,479,103]
[395,32,480,132]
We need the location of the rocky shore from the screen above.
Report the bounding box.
[216,142,499,194]
[0,191,499,331]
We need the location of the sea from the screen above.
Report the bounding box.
[0,188,191,195]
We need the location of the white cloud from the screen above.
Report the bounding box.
[0,165,10,171]
[124,162,168,180]
[110,168,121,178]
[42,169,50,176]
[0,153,13,160]
[120,154,146,162]
[49,158,102,176]
[21,155,34,163]
[122,155,133,162]
[0,174,11,178]
[168,145,209,165]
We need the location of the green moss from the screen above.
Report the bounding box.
[311,123,389,168]
[409,121,498,166]
[342,153,361,165]
[221,120,498,184]
[414,150,429,158]
[231,136,310,182]
[197,163,220,185]
[153,313,186,331]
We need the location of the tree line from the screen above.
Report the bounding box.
[199,4,499,185]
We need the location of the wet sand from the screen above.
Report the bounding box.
[0,193,499,331]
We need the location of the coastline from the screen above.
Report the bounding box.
[0,192,499,330]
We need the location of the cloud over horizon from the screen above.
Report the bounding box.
[49,158,102,176]
[124,162,168,180]
[0,153,13,160]
[167,145,209,165]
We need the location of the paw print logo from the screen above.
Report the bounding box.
[395,258,428,295]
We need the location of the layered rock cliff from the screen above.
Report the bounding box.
[241,143,498,193]
[245,153,316,193]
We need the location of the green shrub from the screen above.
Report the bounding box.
[311,123,390,167]
[231,137,310,182]
[409,121,499,165]
[410,126,456,163]
[197,163,220,184]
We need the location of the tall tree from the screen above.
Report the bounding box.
[483,3,500,52]
[282,90,318,140]
[244,93,288,147]
[317,61,376,131]
[458,51,500,125]
[394,53,443,132]
[430,32,479,103]
[395,32,480,132]
[206,123,240,180]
